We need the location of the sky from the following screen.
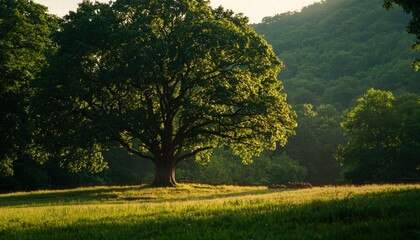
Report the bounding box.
[33,0,321,24]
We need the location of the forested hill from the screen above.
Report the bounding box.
[253,0,419,109]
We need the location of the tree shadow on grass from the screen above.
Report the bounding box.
[0,186,140,207]
[2,188,419,240]
[0,185,280,207]
[120,188,283,203]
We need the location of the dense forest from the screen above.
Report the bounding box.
[255,0,419,108]
[1,0,419,192]
[252,0,419,185]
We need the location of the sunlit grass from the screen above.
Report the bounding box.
[1,184,419,239]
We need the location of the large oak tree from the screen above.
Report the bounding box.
[33,0,297,186]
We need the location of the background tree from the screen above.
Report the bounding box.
[337,89,420,183]
[392,93,420,179]
[383,0,420,71]
[33,0,296,187]
[177,148,307,185]
[281,104,343,185]
[0,0,58,177]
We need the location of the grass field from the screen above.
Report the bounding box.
[0,184,419,239]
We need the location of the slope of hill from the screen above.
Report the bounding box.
[254,0,419,109]
[251,0,419,184]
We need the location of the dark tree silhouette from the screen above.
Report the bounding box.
[384,0,420,71]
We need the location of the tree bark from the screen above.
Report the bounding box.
[152,159,177,187]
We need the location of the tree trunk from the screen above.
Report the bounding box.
[152,160,177,187]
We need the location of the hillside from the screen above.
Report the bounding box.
[253,0,419,109]
[250,0,419,185]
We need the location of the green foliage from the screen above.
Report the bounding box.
[32,0,296,186]
[103,147,154,185]
[0,185,419,239]
[252,0,420,185]
[177,148,307,185]
[383,0,420,70]
[3,0,419,189]
[254,0,419,109]
[266,152,308,184]
[281,104,343,184]
[337,89,420,183]
[0,0,58,176]
[1,148,140,193]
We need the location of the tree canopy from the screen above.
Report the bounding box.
[337,89,420,183]
[383,0,420,71]
[0,0,58,176]
[254,0,419,109]
[281,104,343,185]
[33,0,296,186]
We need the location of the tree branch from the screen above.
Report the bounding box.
[113,136,155,162]
[176,146,213,163]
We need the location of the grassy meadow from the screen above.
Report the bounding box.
[0,184,419,239]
